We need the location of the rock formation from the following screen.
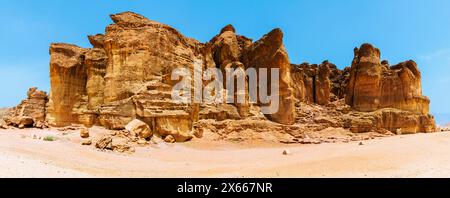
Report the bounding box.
[3,88,48,128]
[291,61,337,105]
[345,44,435,133]
[346,44,430,114]
[290,44,435,134]
[1,12,436,144]
[43,12,297,141]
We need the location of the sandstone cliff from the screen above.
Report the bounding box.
[1,12,436,142]
[290,43,435,134]
[43,12,297,142]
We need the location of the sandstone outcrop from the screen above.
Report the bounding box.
[46,43,88,127]
[43,12,297,140]
[291,61,336,105]
[95,133,135,153]
[0,119,7,129]
[345,44,435,133]
[346,44,430,114]
[2,12,436,143]
[3,88,48,128]
[290,43,435,134]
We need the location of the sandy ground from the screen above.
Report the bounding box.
[0,128,450,178]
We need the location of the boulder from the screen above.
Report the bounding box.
[82,139,92,146]
[164,135,176,143]
[80,128,90,138]
[95,136,113,150]
[125,119,153,140]
[111,137,134,153]
[95,134,134,153]
[156,117,193,142]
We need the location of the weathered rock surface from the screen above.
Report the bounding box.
[3,88,48,128]
[6,12,435,144]
[125,119,153,140]
[242,28,296,125]
[94,134,135,153]
[346,44,430,114]
[46,43,88,127]
[291,61,335,105]
[290,43,435,134]
[80,128,90,138]
[42,12,298,140]
[344,44,435,133]
[82,139,92,146]
[164,135,176,143]
[0,119,7,129]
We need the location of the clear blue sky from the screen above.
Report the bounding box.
[1,0,449,123]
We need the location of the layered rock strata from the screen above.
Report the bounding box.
[3,88,48,128]
[1,12,436,141]
[43,12,296,142]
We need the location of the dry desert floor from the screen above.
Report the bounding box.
[1,128,450,178]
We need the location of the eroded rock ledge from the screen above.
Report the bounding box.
[1,12,436,144]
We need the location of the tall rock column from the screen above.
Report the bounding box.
[345,43,436,133]
[346,43,382,111]
[46,43,88,127]
[346,43,431,115]
[243,29,296,125]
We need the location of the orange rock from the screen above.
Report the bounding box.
[13,12,433,143]
[3,87,47,128]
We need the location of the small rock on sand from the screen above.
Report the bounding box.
[137,139,148,145]
[82,140,92,146]
[80,128,90,138]
[164,135,176,143]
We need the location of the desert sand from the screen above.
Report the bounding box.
[0,128,450,178]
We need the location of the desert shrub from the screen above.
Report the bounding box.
[43,135,57,142]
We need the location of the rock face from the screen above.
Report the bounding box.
[0,120,6,129]
[291,61,335,105]
[125,119,153,140]
[3,88,48,128]
[46,43,88,127]
[242,29,296,125]
[345,44,435,133]
[80,128,90,138]
[44,12,297,139]
[290,43,435,134]
[4,12,435,141]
